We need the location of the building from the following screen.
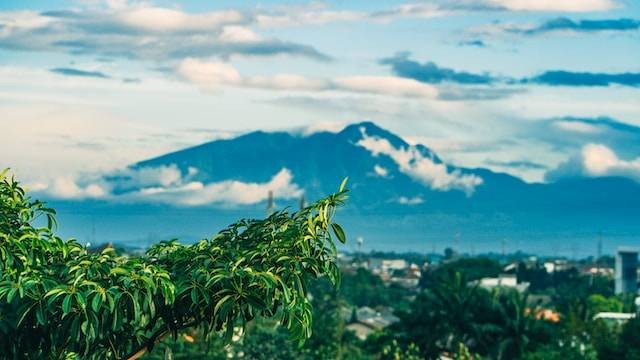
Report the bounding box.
[593,312,636,326]
[345,306,400,340]
[368,258,408,274]
[615,247,638,294]
[475,274,530,292]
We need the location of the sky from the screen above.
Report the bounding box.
[1,0,639,194]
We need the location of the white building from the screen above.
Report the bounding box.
[475,274,530,292]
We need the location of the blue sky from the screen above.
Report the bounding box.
[1,0,639,196]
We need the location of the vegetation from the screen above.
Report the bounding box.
[0,170,349,359]
[2,168,639,359]
[138,253,638,360]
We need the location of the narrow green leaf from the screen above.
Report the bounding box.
[62,294,73,315]
[331,223,346,244]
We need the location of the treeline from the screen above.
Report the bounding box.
[148,257,640,359]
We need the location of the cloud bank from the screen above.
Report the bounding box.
[0,6,330,61]
[176,58,439,99]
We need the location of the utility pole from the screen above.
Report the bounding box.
[299,195,306,210]
[267,190,274,215]
[596,231,603,273]
[91,217,96,245]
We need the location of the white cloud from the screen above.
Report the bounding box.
[176,58,438,99]
[33,164,303,206]
[246,74,329,91]
[0,6,329,61]
[398,196,424,205]
[370,3,448,22]
[554,120,602,134]
[176,59,242,89]
[334,76,438,99]
[299,121,347,136]
[255,3,365,27]
[116,6,244,33]
[112,164,184,188]
[489,0,617,12]
[356,129,483,195]
[373,165,390,177]
[48,177,107,199]
[219,25,261,42]
[582,144,640,181]
[136,168,302,206]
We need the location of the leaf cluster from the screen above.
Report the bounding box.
[0,170,348,359]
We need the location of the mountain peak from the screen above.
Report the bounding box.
[338,121,409,149]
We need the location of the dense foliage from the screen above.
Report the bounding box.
[136,253,640,360]
[0,170,348,359]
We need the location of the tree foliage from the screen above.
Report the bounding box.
[0,170,348,359]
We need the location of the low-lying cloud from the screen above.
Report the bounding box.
[33,164,303,206]
[356,127,483,195]
[547,144,640,183]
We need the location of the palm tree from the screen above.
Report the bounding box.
[481,291,542,360]
[429,271,484,351]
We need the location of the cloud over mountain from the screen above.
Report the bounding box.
[35,164,303,206]
[356,127,483,195]
[547,144,640,183]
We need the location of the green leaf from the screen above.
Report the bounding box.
[339,177,349,192]
[331,223,346,244]
[109,267,129,276]
[91,293,102,312]
[62,294,73,315]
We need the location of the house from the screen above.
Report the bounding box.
[593,312,636,326]
[345,306,400,340]
[368,258,408,274]
[475,274,530,292]
[346,323,376,340]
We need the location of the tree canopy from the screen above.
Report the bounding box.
[0,170,348,359]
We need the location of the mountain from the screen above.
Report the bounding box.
[134,121,640,212]
[48,122,640,256]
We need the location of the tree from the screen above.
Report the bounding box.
[480,291,551,360]
[392,271,487,359]
[586,294,622,316]
[619,318,640,359]
[0,170,349,359]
